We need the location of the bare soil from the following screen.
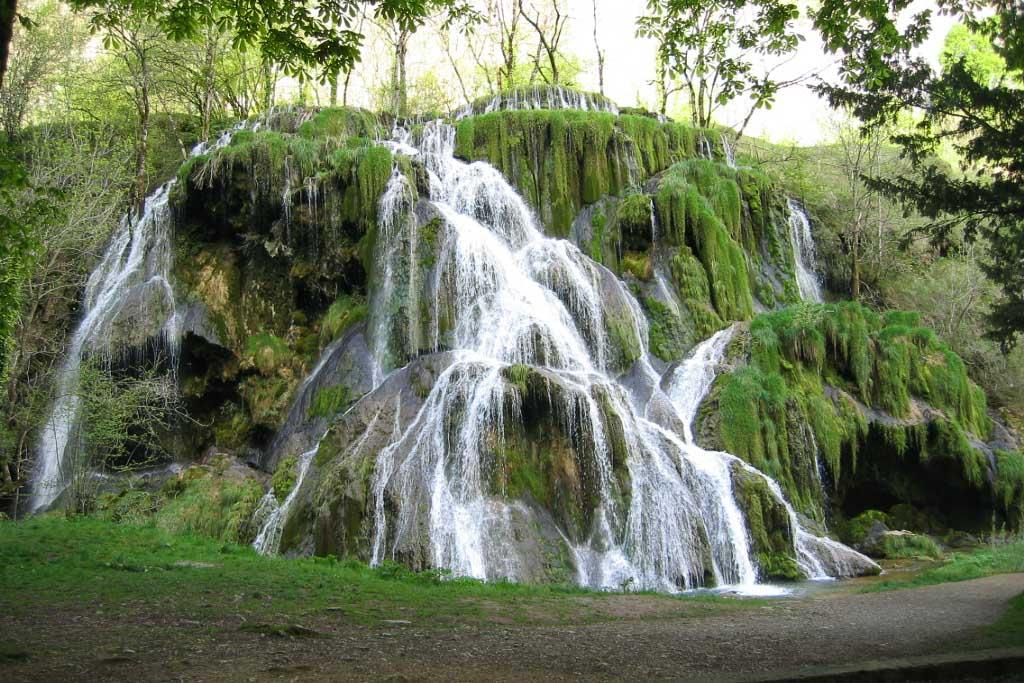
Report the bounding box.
[3,573,1023,682]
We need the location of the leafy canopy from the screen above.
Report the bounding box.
[637,0,802,133]
[66,0,474,80]
[813,1,1024,348]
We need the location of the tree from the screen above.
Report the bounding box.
[64,358,182,514]
[519,0,568,86]
[825,118,895,301]
[1,1,475,93]
[591,0,604,95]
[637,0,802,135]
[98,10,165,211]
[813,1,1024,348]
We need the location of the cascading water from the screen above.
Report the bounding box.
[721,133,737,169]
[30,129,240,513]
[256,114,877,589]
[788,199,824,302]
[253,447,316,555]
[459,85,619,119]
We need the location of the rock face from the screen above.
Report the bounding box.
[41,88,1021,590]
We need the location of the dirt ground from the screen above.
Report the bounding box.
[3,573,1023,682]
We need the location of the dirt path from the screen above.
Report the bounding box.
[4,574,1023,682]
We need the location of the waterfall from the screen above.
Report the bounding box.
[721,133,737,169]
[788,199,824,302]
[459,85,619,119]
[358,122,867,589]
[257,116,877,589]
[30,128,240,513]
[253,447,317,555]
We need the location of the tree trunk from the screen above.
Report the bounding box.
[656,54,668,116]
[343,69,353,106]
[133,49,151,214]
[329,74,339,107]
[851,223,861,301]
[262,59,275,113]
[592,0,604,95]
[201,29,216,141]
[392,29,409,118]
[0,0,16,89]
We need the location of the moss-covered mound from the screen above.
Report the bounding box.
[701,302,1024,532]
[572,157,799,363]
[169,108,398,457]
[454,109,717,236]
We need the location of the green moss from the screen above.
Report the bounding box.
[320,294,368,346]
[644,296,689,362]
[272,456,299,502]
[844,509,890,544]
[669,246,724,339]
[455,110,698,235]
[296,107,383,140]
[245,333,294,376]
[308,385,351,419]
[712,301,996,523]
[880,532,943,560]
[621,252,652,280]
[730,464,803,581]
[995,450,1024,524]
[654,161,755,323]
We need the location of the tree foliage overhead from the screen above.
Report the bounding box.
[813,1,1024,348]
[62,0,473,81]
[637,0,802,134]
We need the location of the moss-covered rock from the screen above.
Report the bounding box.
[730,462,802,581]
[168,111,398,458]
[704,302,1014,533]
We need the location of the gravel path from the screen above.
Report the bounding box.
[4,573,1022,681]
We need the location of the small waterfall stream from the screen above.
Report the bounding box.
[721,134,737,169]
[788,199,824,302]
[252,447,317,555]
[459,85,619,118]
[30,129,239,513]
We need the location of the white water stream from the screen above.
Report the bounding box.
[29,129,240,513]
[788,199,824,302]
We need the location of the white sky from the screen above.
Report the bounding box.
[565,0,958,144]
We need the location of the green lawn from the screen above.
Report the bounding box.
[0,515,749,628]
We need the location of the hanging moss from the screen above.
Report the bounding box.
[272,455,299,501]
[654,161,755,323]
[244,333,294,376]
[995,450,1024,524]
[644,297,689,362]
[730,464,802,581]
[709,301,998,523]
[296,107,383,140]
[308,385,352,419]
[454,110,698,236]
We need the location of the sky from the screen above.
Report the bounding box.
[563,0,958,145]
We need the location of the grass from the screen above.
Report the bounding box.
[864,541,1024,592]
[0,516,755,629]
[984,591,1024,648]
